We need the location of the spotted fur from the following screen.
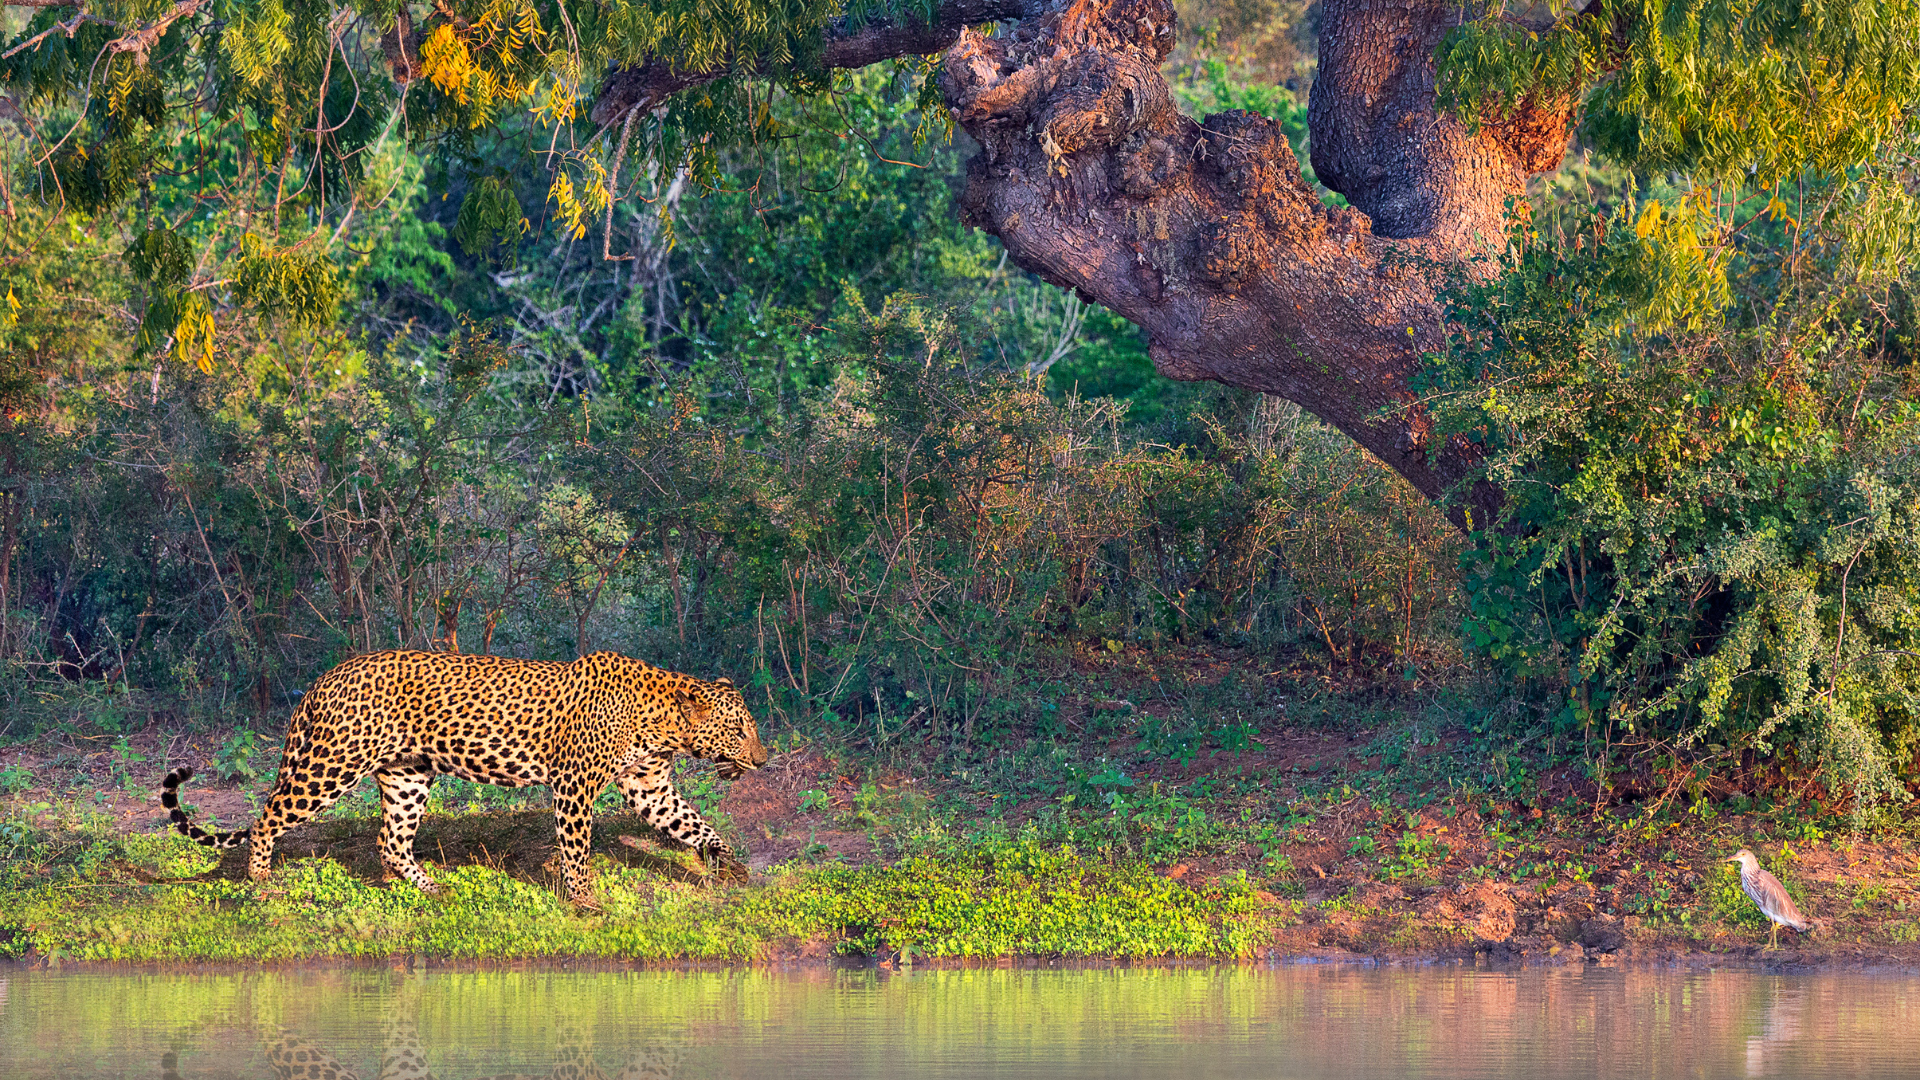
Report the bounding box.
[159,649,766,903]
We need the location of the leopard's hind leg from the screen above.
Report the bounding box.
[372,760,441,893]
[246,724,379,882]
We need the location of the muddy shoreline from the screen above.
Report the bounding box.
[8,938,1920,976]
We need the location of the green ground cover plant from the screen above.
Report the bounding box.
[0,817,1268,964]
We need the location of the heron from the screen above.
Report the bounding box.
[1728,849,1813,949]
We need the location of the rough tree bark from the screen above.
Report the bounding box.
[595,0,1574,527]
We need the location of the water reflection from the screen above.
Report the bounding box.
[1,966,1917,1079]
[247,1022,678,1080]
[1745,987,1804,1077]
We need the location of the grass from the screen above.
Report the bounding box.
[0,822,1268,965]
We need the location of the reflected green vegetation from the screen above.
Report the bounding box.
[6,967,1920,1079]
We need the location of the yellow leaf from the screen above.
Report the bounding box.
[1634,200,1662,239]
[548,172,590,240]
[170,294,217,373]
[419,24,477,102]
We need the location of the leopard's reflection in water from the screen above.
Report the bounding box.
[165,1022,681,1080]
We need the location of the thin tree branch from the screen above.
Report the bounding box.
[602,103,640,263]
[588,0,1055,125]
[104,0,205,61]
[1,10,113,61]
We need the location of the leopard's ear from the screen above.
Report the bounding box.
[713,676,732,687]
[675,688,712,725]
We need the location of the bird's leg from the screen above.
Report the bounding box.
[1768,923,1780,950]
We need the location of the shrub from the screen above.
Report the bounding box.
[1430,166,1920,810]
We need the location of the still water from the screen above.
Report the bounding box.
[1,965,1915,1079]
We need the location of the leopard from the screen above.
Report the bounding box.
[158,649,766,904]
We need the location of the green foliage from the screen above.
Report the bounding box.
[123,227,193,288]
[134,287,218,371]
[0,0,955,357]
[46,128,153,216]
[214,729,268,782]
[627,68,1041,389]
[0,808,124,890]
[1427,162,1920,809]
[0,833,1269,962]
[0,764,31,794]
[234,234,343,330]
[1171,57,1307,140]
[1382,829,1448,880]
[1167,0,1317,108]
[1438,0,1920,184]
[0,206,131,409]
[0,252,1458,744]
[453,176,528,258]
[1040,307,1159,416]
[791,838,1267,958]
[119,831,222,879]
[601,296,1455,736]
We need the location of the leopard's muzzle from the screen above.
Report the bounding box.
[718,733,769,779]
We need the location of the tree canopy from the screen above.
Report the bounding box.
[5,0,1917,406]
[5,0,1920,801]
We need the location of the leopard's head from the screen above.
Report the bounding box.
[678,676,768,778]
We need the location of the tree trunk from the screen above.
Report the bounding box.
[596,0,1572,525]
[937,0,1569,526]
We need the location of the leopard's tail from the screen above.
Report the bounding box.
[159,767,251,848]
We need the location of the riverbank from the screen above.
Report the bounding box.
[4,761,1918,969]
[4,651,1918,969]
[5,834,1920,970]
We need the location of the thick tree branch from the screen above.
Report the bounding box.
[1309,0,1578,244]
[589,0,1051,125]
[597,0,1573,526]
[939,0,1570,525]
